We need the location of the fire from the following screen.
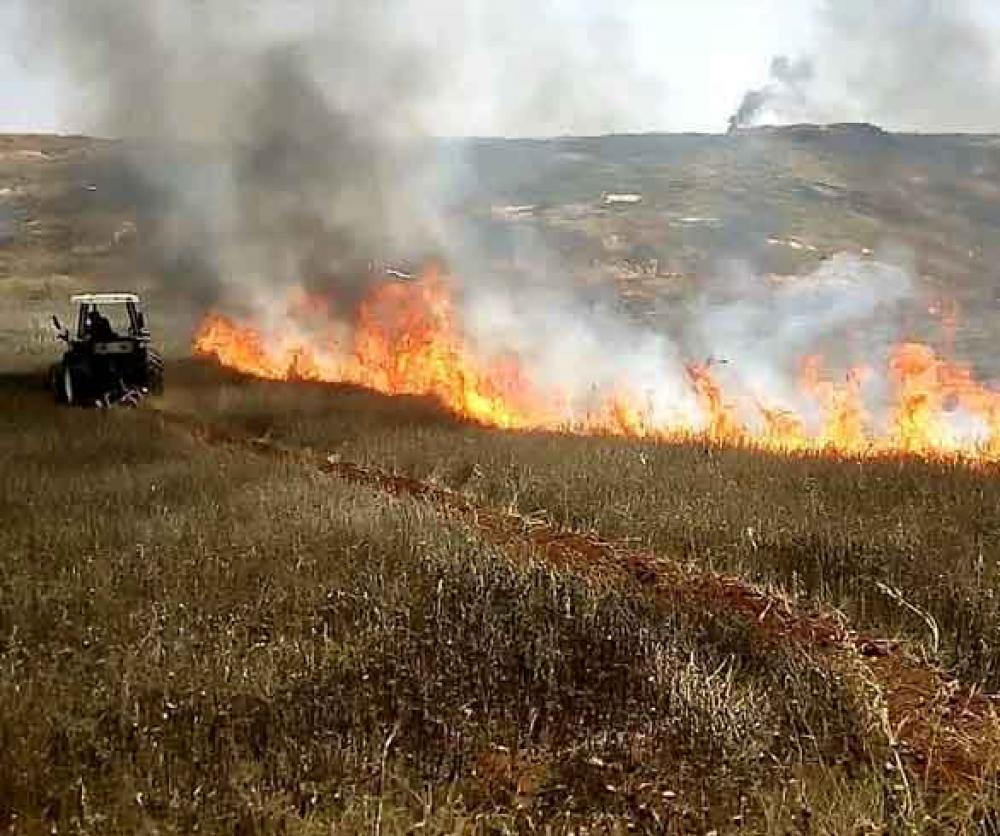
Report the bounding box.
[799,356,870,453]
[196,268,557,430]
[194,267,1000,462]
[889,343,1000,457]
[686,361,744,442]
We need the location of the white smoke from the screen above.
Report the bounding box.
[459,250,916,434]
[462,277,703,427]
[687,254,914,431]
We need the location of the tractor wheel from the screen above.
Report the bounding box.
[144,349,164,394]
[53,361,76,405]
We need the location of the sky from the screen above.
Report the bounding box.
[0,0,815,136]
[1,3,62,132]
[2,0,1000,137]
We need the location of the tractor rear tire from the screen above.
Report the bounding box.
[52,361,75,405]
[144,349,164,394]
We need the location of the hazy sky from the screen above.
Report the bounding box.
[1,2,61,132]
[3,0,1000,136]
[0,0,814,135]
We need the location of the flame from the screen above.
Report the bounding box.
[799,356,870,453]
[685,361,743,442]
[194,268,1000,462]
[889,343,1000,457]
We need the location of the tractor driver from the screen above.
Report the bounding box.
[87,308,117,341]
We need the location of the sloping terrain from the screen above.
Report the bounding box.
[461,126,1000,368]
[160,400,1000,790]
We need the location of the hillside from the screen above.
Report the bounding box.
[3,125,999,369]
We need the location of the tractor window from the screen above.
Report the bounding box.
[81,305,130,340]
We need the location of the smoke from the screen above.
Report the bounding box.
[461,271,702,425]
[686,253,914,423]
[24,0,672,312]
[25,0,936,437]
[456,250,917,432]
[692,254,913,361]
[729,0,1000,132]
[728,56,814,132]
[27,2,456,308]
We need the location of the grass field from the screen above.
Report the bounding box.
[2,355,1000,833]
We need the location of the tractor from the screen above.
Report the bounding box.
[49,293,164,406]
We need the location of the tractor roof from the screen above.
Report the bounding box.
[71,293,140,304]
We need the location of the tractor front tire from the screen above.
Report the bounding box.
[144,349,164,394]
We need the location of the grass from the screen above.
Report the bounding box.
[165,365,1000,689]
[0,378,872,830]
[1,364,998,832]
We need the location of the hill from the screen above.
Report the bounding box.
[3,125,999,367]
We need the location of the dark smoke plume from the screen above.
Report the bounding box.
[728,55,814,133]
[27,1,459,309]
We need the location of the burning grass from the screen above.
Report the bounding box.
[194,266,1000,461]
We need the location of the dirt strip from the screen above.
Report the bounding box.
[158,409,1000,790]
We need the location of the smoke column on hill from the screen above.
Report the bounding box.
[730,0,1000,131]
[728,56,814,132]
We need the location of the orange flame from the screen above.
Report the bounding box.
[194,268,1000,461]
[799,356,870,453]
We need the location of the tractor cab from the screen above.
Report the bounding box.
[56,293,149,345]
[50,293,163,406]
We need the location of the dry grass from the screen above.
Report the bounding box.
[1,364,998,831]
[165,365,1000,688]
